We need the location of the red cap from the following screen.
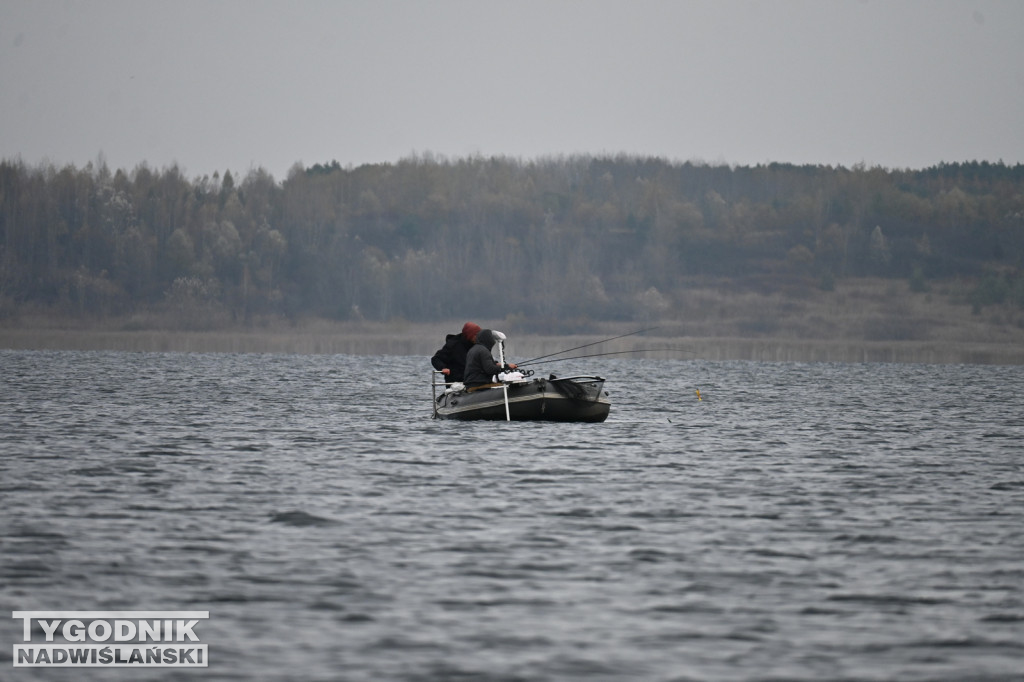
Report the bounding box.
[462,322,481,340]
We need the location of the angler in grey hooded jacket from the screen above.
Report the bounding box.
[463,329,517,388]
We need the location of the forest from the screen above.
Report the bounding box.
[1,154,1023,332]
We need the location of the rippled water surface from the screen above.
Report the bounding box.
[1,350,1023,681]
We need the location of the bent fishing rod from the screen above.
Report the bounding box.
[515,327,661,366]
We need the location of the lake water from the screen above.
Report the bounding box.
[1,350,1022,681]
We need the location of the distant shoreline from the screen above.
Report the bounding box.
[5,275,1024,365]
[2,321,1022,365]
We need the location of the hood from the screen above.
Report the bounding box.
[476,329,496,350]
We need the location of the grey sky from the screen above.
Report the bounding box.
[2,0,1022,181]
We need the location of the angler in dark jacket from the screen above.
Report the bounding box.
[431,322,481,383]
[463,329,518,388]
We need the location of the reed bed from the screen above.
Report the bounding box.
[3,278,1022,364]
[3,326,1023,365]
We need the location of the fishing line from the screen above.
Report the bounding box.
[517,347,697,367]
[515,327,661,366]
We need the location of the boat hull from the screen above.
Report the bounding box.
[433,376,610,422]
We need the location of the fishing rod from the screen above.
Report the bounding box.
[517,347,697,367]
[515,327,661,366]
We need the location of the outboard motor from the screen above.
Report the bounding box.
[492,330,507,367]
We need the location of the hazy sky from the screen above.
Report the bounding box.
[2,0,1022,180]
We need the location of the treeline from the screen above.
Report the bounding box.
[1,154,1023,328]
